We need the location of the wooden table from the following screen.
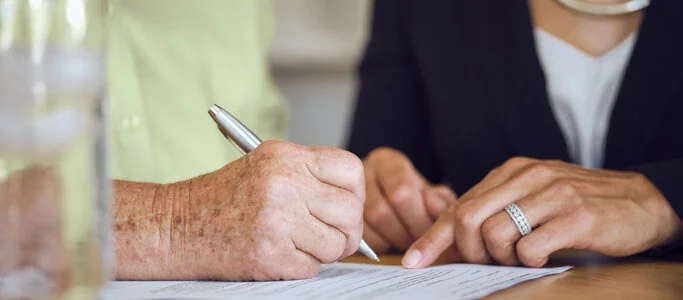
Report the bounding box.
[342,251,683,299]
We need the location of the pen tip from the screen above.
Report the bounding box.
[359,240,381,262]
[208,105,221,117]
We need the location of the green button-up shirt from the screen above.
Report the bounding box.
[108,0,288,184]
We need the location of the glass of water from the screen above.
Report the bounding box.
[0,0,109,299]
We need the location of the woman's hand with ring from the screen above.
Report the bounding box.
[401,157,683,269]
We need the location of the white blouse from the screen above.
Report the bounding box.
[534,28,637,169]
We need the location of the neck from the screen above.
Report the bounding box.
[530,0,643,56]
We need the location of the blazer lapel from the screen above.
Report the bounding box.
[605,1,683,168]
[487,1,571,161]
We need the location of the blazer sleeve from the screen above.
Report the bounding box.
[631,159,683,259]
[346,0,441,182]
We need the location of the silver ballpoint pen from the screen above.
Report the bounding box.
[208,104,380,262]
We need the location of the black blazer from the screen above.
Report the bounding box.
[348,1,683,252]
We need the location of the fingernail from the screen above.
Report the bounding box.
[402,250,422,269]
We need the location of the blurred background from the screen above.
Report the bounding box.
[271,0,371,148]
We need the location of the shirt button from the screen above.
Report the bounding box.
[130,115,141,128]
[121,118,131,129]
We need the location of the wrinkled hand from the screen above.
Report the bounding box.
[362,148,457,253]
[403,157,683,269]
[0,167,71,296]
[170,141,366,281]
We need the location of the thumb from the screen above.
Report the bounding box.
[402,203,459,269]
[424,185,458,220]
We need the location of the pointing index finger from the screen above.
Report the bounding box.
[402,203,460,269]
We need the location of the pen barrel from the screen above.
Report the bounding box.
[216,126,248,155]
[209,105,262,153]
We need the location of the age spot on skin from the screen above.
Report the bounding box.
[126,219,137,231]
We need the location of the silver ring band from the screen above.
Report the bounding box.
[504,203,532,236]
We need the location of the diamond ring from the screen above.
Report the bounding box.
[504,203,532,236]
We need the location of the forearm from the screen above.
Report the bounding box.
[113,179,191,280]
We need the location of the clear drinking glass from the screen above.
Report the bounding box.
[0,0,109,299]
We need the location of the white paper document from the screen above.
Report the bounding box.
[107,263,571,300]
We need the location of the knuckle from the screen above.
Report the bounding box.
[345,233,362,258]
[570,194,586,211]
[325,148,364,170]
[367,148,413,170]
[342,151,365,175]
[257,140,289,155]
[346,155,366,198]
[505,156,533,168]
[481,219,507,247]
[364,201,393,225]
[348,200,364,232]
[525,163,554,178]
[319,238,346,264]
[256,208,286,235]
[550,179,578,198]
[516,239,541,265]
[338,196,364,237]
[453,204,477,230]
[459,247,491,264]
[334,236,349,263]
[315,148,366,195]
[387,182,418,206]
[356,226,366,248]
[258,141,309,163]
[369,147,401,160]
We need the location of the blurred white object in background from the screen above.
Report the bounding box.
[0,47,103,157]
[271,0,370,147]
[271,0,369,72]
[0,1,109,299]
